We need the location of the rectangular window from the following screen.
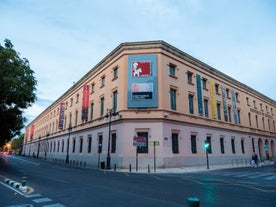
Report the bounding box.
[241,139,245,154]
[215,84,219,94]
[75,110,78,126]
[91,83,95,93]
[202,78,207,89]
[204,99,209,118]
[100,97,104,116]
[206,136,212,153]
[101,76,105,87]
[169,64,175,76]
[191,135,197,154]
[79,137,83,153]
[90,103,94,120]
[113,67,118,79]
[231,138,235,154]
[228,107,232,122]
[217,103,221,120]
[72,139,76,153]
[61,139,64,153]
[111,133,116,153]
[187,72,193,83]
[98,135,103,153]
[57,141,60,153]
[172,133,179,154]
[137,132,148,154]
[170,89,176,111]
[248,113,252,127]
[220,137,225,154]
[189,94,194,114]
[88,135,92,153]
[256,115,259,128]
[113,91,118,112]
[252,138,255,152]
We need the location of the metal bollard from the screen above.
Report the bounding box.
[114,164,117,172]
[129,164,132,172]
[187,197,200,207]
[148,164,150,173]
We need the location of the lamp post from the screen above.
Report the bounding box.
[37,136,41,159]
[45,133,49,160]
[105,109,119,170]
[65,123,72,164]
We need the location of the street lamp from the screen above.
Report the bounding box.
[65,123,72,164]
[105,109,119,170]
[44,133,49,160]
[37,136,41,159]
[204,140,210,169]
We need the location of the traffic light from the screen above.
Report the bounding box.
[204,140,210,152]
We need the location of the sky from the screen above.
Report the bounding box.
[0,0,276,127]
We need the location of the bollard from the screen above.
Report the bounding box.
[187,197,200,207]
[148,164,150,173]
[114,164,117,172]
[21,174,27,187]
[129,164,132,172]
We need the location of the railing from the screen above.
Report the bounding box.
[231,159,250,166]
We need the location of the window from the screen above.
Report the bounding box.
[235,92,239,102]
[113,67,118,79]
[220,137,225,154]
[191,135,197,154]
[70,98,73,106]
[252,138,255,152]
[216,103,221,120]
[260,103,263,111]
[187,72,193,83]
[75,110,78,126]
[169,64,176,76]
[248,113,252,127]
[226,88,230,98]
[228,106,232,122]
[100,97,104,116]
[57,141,60,153]
[206,136,212,153]
[204,99,209,118]
[91,83,95,93]
[98,135,103,153]
[111,133,116,153]
[189,94,194,114]
[246,97,250,106]
[137,132,148,154]
[101,76,105,87]
[268,119,271,131]
[72,139,76,153]
[262,117,265,129]
[172,133,179,154]
[253,100,256,108]
[79,137,83,153]
[61,139,64,153]
[76,94,79,103]
[88,135,92,153]
[170,89,176,111]
[241,139,245,154]
[215,84,220,94]
[231,138,235,154]
[113,90,118,112]
[237,110,241,124]
[202,78,207,89]
[255,115,258,128]
[90,103,94,120]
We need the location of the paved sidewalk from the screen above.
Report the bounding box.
[115,161,274,174]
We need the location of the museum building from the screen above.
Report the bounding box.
[22,40,276,169]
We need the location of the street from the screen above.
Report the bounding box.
[0,155,275,207]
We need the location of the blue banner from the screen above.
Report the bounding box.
[196,74,203,116]
[231,89,239,124]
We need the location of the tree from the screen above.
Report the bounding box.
[0,39,37,146]
[11,134,24,150]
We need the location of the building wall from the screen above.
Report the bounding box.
[23,41,276,169]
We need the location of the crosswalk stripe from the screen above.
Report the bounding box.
[25,193,41,198]
[235,172,259,177]
[33,198,52,203]
[263,175,276,180]
[248,173,275,179]
[43,203,66,207]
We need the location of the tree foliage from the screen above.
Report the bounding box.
[11,134,24,150]
[0,39,37,146]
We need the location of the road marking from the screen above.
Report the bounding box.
[47,177,70,184]
[264,175,276,180]
[10,156,40,166]
[0,181,25,196]
[43,203,66,207]
[248,173,275,179]
[234,172,259,177]
[150,175,161,180]
[25,193,42,198]
[33,198,52,203]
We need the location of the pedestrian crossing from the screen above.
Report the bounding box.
[24,193,65,207]
[210,170,276,181]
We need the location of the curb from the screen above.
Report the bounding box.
[4,178,28,193]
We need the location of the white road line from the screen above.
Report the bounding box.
[25,193,42,198]
[0,181,25,196]
[264,175,276,180]
[43,203,66,207]
[234,172,259,177]
[33,198,52,203]
[248,173,275,179]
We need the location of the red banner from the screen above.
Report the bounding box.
[82,84,90,121]
[58,103,65,129]
[131,61,151,77]
[30,124,35,139]
[25,128,29,141]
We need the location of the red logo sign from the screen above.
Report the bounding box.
[132,61,151,77]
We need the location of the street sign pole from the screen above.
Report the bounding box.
[136,146,138,172]
[154,141,156,172]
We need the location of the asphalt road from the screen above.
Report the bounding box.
[0,155,275,207]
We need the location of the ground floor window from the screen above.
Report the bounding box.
[191,135,197,154]
[206,136,212,153]
[231,138,236,154]
[136,131,148,154]
[241,139,245,154]
[220,137,225,154]
[172,133,179,154]
[111,133,116,153]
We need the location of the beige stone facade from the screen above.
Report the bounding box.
[23,41,276,169]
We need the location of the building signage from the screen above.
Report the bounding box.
[58,103,65,129]
[82,84,90,121]
[133,136,147,146]
[250,108,273,119]
[127,54,158,108]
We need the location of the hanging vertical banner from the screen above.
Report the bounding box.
[58,103,65,129]
[25,128,29,141]
[210,80,217,119]
[82,84,90,121]
[196,74,203,116]
[231,89,239,124]
[30,124,35,139]
[221,85,228,121]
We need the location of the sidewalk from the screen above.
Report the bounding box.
[115,161,274,174]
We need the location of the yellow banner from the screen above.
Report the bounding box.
[210,80,217,119]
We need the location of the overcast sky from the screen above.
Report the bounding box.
[1,0,275,127]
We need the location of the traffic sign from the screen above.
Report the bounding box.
[149,141,160,146]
